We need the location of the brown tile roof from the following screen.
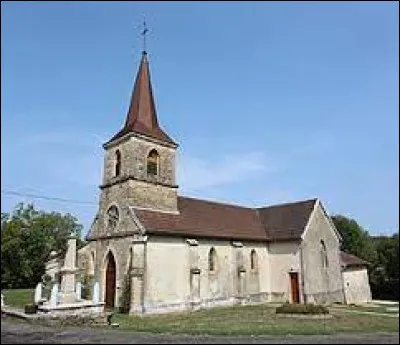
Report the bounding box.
[135,196,265,241]
[106,52,176,146]
[257,199,317,241]
[133,196,317,242]
[340,251,370,268]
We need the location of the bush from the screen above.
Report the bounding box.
[275,303,329,315]
[82,274,94,300]
[118,274,131,314]
[24,303,38,314]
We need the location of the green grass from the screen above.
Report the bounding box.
[2,289,34,309]
[349,306,399,314]
[112,304,399,336]
[2,290,398,336]
[331,303,399,314]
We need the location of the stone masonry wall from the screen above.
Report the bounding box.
[102,135,176,188]
[144,236,269,314]
[342,268,372,304]
[100,134,178,213]
[92,236,134,308]
[301,202,345,304]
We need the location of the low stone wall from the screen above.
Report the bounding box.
[36,313,111,327]
[37,301,104,317]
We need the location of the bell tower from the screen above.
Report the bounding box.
[99,51,179,216]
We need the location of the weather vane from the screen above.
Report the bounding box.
[141,20,148,53]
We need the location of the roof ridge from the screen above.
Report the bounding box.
[178,195,255,210]
[340,250,367,260]
[178,195,318,211]
[256,198,318,210]
[340,251,370,265]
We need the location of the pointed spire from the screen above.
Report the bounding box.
[107,52,176,146]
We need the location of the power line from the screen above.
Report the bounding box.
[1,189,98,206]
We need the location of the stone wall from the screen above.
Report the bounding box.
[143,236,269,313]
[268,241,301,303]
[82,237,134,309]
[100,134,178,213]
[342,267,372,304]
[301,202,345,304]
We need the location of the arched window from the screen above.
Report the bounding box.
[209,247,217,272]
[128,247,133,271]
[320,240,328,268]
[115,150,121,177]
[107,205,119,230]
[250,249,257,271]
[147,149,159,176]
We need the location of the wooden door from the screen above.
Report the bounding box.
[289,272,300,303]
[105,252,116,308]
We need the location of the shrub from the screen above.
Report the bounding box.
[82,274,94,300]
[119,274,131,314]
[24,303,38,314]
[275,303,329,315]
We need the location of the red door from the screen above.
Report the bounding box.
[289,272,300,303]
[105,252,116,308]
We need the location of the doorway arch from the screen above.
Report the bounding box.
[105,251,116,308]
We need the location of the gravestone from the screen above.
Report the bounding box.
[50,283,59,307]
[92,282,100,304]
[76,282,82,300]
[34,282,43,304]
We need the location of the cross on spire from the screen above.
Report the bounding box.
[141,20,148,53]
[106,27,177,146]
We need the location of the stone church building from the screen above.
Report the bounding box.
[73,50,370,314]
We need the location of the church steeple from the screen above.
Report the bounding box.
[99,47,179,214]
[107,51,176,146]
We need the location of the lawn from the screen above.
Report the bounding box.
[2,290,398,336]
[2,289,34,309]
[331,302,399,314]
[113,304,399,336]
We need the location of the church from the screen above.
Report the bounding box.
[74,48,371,314]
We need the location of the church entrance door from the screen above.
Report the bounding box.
[289,272,300,303]
[105,252,116,308]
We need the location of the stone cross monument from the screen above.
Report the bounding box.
[58,233,79,304]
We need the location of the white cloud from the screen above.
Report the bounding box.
[10,130,105,188]
[178,151,278,192]
[7,129,280,199]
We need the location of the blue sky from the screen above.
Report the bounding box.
[1,1,398,237]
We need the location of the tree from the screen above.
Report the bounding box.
[332,214,398,300]
[1,203,84,289]
[374,234,399,280]
[331,215,377,263]
[371,234,399,300]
